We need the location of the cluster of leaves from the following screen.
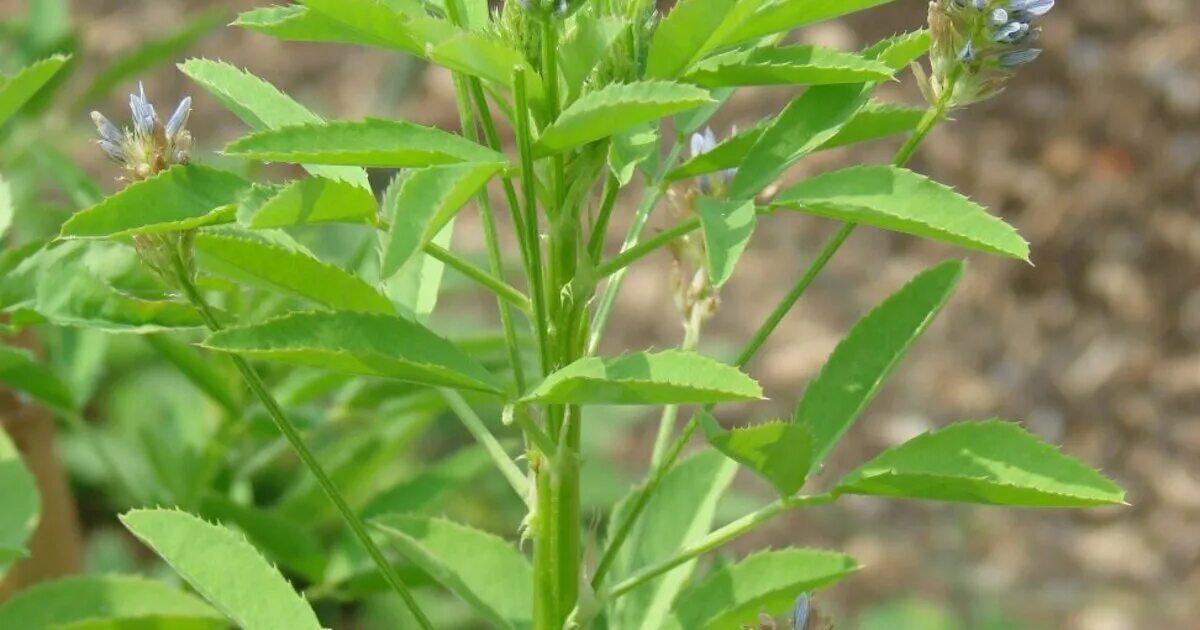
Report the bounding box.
[0,0,1122,629]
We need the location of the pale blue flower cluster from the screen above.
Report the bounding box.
[90,83,192,179]
[954,0,1054,67]
[689,127,736,196]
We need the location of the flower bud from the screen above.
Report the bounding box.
[688,127,737,197]
[91,83,194,181]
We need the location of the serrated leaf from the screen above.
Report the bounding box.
[695,198,756,288]
[236,177,378,228]
[120,509,321,630]
[381,174,453,320]
[535,81,712,157]
[719,0,898,47]
[180,58,369,189]
[684,45,895,88]
[202,311,502,393]
[0,429,38,574]
[224,118,505,168]
[667,549,858,629]
[645,0,763,80]
[773,166,1030,260]
[362,446,490,518]
[608,124,659,186]
[729,82,871,200]
[60,165,249,239]
[200,494,326,582]
[836,420,1126,507]
[0,575,224,630]
[520,350,762,405]
[373,516,532,629]
[795,261,962,469]
[700,413,812,496]
[194,232,393,314]
[294,0,457,54]
[863,29,931,70]
[608,450,737,630]
[0,345,75,413]
[427,32,543,100]
[559,15,623,102]
[0,55,70,127]
[380,162,501,278]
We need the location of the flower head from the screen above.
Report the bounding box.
[688,126,736,196]
[90,82,192,180]
[925,0,1054,107]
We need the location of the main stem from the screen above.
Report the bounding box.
[173,264,433,629]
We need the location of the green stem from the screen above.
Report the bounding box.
[424,243,532,315]
[440,389,529,504]
[174,266,433,630]
[595,216,700,278]
[532,451,558,626]
[587,171,621,264]
[602,494,836,602]
[649,303,705,466]
[513,66,553,378]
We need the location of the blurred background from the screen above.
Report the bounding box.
[1,0,1197,628]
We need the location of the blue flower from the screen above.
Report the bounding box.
[688,127,736,196]
[91,83,193,179]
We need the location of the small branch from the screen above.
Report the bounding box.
[424,242,532,315]
[440,389,529,504]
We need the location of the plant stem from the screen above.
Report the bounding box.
[513,66,553,378]
[173,266,433,630]
[424,243,532,315]
[649,303,705,466]
[595,216,699,278]
[602,494,836,602]
[587,172,621,264]
[440,389,529,504]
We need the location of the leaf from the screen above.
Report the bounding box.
[0,55,70,128]
[428,32,543,100]
[863,29,932,70]
[645,0,763,80]
[236,177,378,228]
[520,350,762,405]
[608,124,659,187]
[224,118,505,168]
[558,15,623,102]
[683,45,896,88]
[373,515,532,629]
[0,575,224,630]
[535,81,712,157]
[120,508,322,630]
[381,175,453,320]
[0,429,38,573]
[773,166,1030,260]
[729,82,871,200]
[794,261,963,469]
[836,420,1127,507]
[60,165,249,239]
[200,494,326,582]
[608,450,737,630]
[202,311,502,394]
[699,413,812,496]
[0,173,12,241]
[294,0,458,54]
[79,11,223,107]
[667,549,858,629]
[0,345,75,413]
[719,0,898,47]
[380,162,502,278]
[180,58,369,189]
[362,446,490,518]
[194,231,394,314]
[695,198,756,288]
[819,102,926,150]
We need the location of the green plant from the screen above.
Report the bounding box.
[1,0,1122,628]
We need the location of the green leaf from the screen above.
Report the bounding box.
[668,549,858,629]
[836,420,1127,507]
[180,58,369,189]
[0,575,224,630]
[0,173,13,241]
[427,32,543,100]
[608,450,737,630]
[645,0,762,80]
[608,124,659,187]
[120,508,322,630]
[236,177,377,228]
[60,165,249,239]
[0,345,75,413]
[520,350,762,405]
[0,55,70,127]
[535,81,712,157]
[863,29,931,70]
[719,0,898,47]
[143,334,239,416]
[200,494,326,583]
[729,82,871,200]
[202,311,502,394]
[380,162,502,278]
[795,261,963,469]
[684,45,895,88]
[695,198,756,288]
[559,15,623,102]
[773,166,1030,260]
[294,0,458,54]
[699,413,812,496]
[373,515,532,629]
[194,231,394,314]
[381,175,453,320]
[224,118,505,168]
[362,446,490,518]
[819,102,926,150]
[0,429,38,573]
[79,11,223,107]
